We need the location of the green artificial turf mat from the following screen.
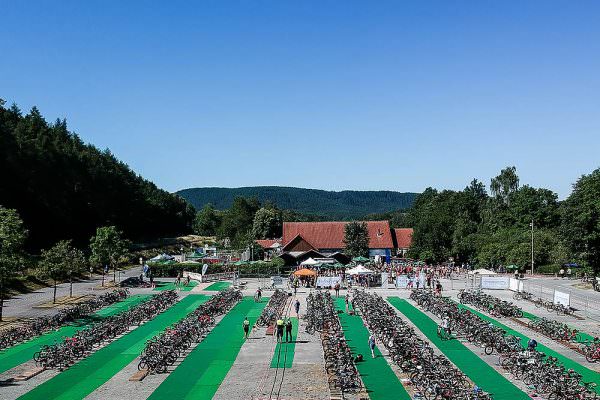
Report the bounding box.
[0,294,151,374]
[153,280,198,291]
[333,297,410,400]
[270,317,298,368]
[388,297,529,399]
[455,302,600,394]
[203,281,231,291]
[18,295,210,400]
[148,296,267,400]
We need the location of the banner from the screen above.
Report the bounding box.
[553,290,570,306]
[509,278,524,292]
[184,271,203,282]
[419,272,426,288]
[396,275,409,288]
[202,263,209,275]
[316,276,341,288]
[381,272,390,289]
[481,276,509,290]
[271,276,283,286]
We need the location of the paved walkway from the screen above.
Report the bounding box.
[3,267,141,319]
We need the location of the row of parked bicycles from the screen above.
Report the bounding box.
[0,289,129,351]
[138,288,242,373]
[33,291,178,370]
[513,291,575,315]
[412,290,598,399]
[256,289,288,327]
[355,290,492,400]
[305,291,362,393]
[458,289,524,318]
[527,317,581,342]
[472,290,600,363]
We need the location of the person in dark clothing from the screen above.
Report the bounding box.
[285,319,293,342]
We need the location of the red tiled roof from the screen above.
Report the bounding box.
[282,221,394,250]
[393,228,413,249]
[255,239,281,249]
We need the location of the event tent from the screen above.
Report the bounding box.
[468,268,496,275]
[293,268,317,276]
[347,265,374,275]
[301,258,319,266]
[352,256,370,263]
[149,253,174,262]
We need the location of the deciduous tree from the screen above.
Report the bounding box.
[0,207,27,321]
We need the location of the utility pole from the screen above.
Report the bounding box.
[530,220,534,275]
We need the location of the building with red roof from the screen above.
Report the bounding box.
[392,228,413,257]
[282,221,395,257]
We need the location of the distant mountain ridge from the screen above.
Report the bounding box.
[176,186,418,219]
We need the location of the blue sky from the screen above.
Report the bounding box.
[2,1,599,198]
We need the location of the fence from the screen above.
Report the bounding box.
[521,280,600,322]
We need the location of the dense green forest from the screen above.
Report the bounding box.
[0,100,195,250]
[178,186,417,219]
[405,166,600,275]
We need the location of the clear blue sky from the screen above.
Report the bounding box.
[2,1,599,198]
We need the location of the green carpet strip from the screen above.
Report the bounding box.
[18,295,210,400]
[203,281,231,291]
[154,280,198,291]
[333,297,410,400]
[0,294,151,374]
[270,317,298,368]
[148,296,267,400]
[456,302,600,394]
[388,297,529,399]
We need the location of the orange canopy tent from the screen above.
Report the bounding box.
[294,268,317,277]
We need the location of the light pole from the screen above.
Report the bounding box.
[530,220,534,275]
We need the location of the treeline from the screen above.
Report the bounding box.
[406,166,600,275]
[0,100,195,250]
[178,186,418,219]
[193,197,325,248]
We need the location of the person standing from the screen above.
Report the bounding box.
[285,318,293,343]
[345,293,350,313]
[334,282,340,297]
[368,334,376,358]
[276,318,284,343]
[294,299,300,316]
[243,316,250,339]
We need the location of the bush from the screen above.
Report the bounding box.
[536,264,561,274]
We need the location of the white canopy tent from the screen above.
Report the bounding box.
[149,253,174,262]
[468,268,496,275]
[301,257,319,266]
[347,265,374,275]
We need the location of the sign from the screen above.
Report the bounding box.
[553,290,570,306]
[316,276,341,288]
[396,275,409,288]
[481,276,509,290]
[202,263,209,275]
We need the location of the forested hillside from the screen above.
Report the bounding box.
[0,100,195,250]
[177,186,417,219]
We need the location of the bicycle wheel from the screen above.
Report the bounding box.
[586,350,597,363]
